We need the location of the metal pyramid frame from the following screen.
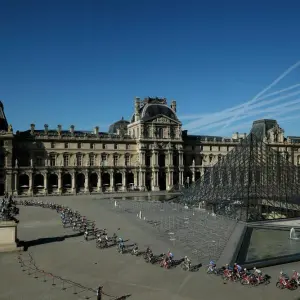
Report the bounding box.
[178,133,300,222]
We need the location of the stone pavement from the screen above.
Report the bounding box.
[1,195,300,300]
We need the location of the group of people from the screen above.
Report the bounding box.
[17,197,300,298]
[207,261,268,284]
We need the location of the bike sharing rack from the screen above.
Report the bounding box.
[16,200,130,300]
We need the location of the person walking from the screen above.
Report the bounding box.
[96,286,103,300]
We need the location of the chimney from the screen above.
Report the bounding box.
[30,123,35,135]
[94,126,99,135]
[44,124,49,134]
[170,100,177,112]
[70,125,75,135]
[134,97,141,122]
[57,124,62,135]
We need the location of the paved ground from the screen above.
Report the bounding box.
[1,194,300,300]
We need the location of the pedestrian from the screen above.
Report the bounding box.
[96,285,103,300]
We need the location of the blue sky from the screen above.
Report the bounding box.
[1,0,300,136]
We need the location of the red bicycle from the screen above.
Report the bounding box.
[276,277,297,290]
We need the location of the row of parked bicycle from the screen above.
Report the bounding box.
[17,199,299,290]
[207,264,300,290]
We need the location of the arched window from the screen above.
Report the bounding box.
[158,128,163,139]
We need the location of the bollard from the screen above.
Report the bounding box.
[73,285,77,294]
[52,276,56,286]
[34,270,38,279]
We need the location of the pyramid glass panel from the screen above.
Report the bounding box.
[179,133,300,222]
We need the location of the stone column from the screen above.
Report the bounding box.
[179,171,183,186]
[58,171,62,195]
[133,170,138,187]
[139,169,145,191]
[97,172,102,192]
[152,150,158,166]
[151,170,159,191]
[84,171,89,193]
[29,172,33,196]
[179,151,184,166]
[44,173,48,195]
[111,171,115,192]
[72,172,76,194]
[122,171,127,191]
[168,151,173,167]
[14,172,18,195]
[166,170,173,191]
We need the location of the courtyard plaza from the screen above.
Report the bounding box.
[1,194,300,300]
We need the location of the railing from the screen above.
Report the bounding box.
[17,250,129,299]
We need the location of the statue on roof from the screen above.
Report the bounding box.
[8,124,13,133]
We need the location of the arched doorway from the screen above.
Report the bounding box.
[173,172,179,185]
[48,173,58,194]
[102,172,110,192]
[158,171,166,191]
[126,172,134,190]
[19,174,29,195]
[76,173,85,192]
[0,171,4,196]
[185,171,193,188]
[145,172,152,191]
[158,153,166,167]
[90,173,98,192]
[62,173,72,192]
[114,172,122,191]
[34,174,44,194]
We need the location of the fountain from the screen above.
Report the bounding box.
[290,227,298,240]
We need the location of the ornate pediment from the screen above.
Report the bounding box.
[150,115,180,125]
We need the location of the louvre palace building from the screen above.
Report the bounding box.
[0,97,299,197]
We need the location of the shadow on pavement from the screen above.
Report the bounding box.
[19,232,83,251]
[115,295,131,300]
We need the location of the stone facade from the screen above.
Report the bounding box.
[0,97,299,196]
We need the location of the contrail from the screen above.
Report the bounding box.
[256,83,300,101]
[222,60,300,129]
[180,83,300,121]
[209,114,300,137]
[180,82,300,122]
[186,98,300,133]
[183,89,300,131]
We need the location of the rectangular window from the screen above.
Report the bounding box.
[101,154,107,166]
[64,143,68,149]
[218,146,221,151]
[114,144,118,150]
[50,155,56,166]
[227,146,230,151]
[126,144,129,150]
[210,146,212,151]
[63,155,69,167]
[89,155,94,166]
[102,144,106,149]
[51,142,55,148]
[77,155,82,166]
[90,143,94,149]
[125,155,130,166]
[113,155,118,166]
[36,157,43,166]
[77,143,81,149]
